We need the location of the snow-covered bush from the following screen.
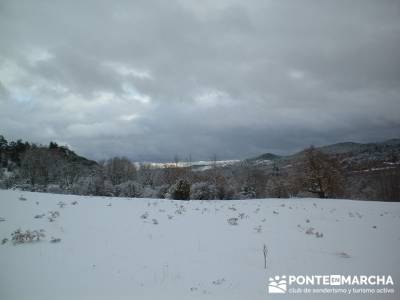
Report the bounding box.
[103,180,115,196]
[190,182,216,200]
[169,179,190,200]
[48,211,60,222]
[11,229,45,244]
[238,185,256,199]
[1,172,20,189]
[71,177,95,195]
[115,180,142,197]
[71,175,105,196]
[156,184,170,199]
[227,217,239,225]
[47,184,63,194]
[141,186,157,198]
[14,183,34,191]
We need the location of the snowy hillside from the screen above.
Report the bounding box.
[0,189,399,299]
[136,160,241,171]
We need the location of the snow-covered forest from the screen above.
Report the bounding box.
[1,135,399,202]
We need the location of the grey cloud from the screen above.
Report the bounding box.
[0,0,399,161]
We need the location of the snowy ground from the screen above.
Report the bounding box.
[0,189,399,300]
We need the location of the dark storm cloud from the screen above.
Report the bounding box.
[0,0,399,161]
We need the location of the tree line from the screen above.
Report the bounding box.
[1,135,398,201]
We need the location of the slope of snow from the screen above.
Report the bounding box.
[0,189,399,300]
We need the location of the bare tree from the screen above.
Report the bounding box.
[104,157,137,185]
[173,155,180,168]
[234,161,267,198]
[301,146,344,198]
[377,168,400,201]
[137,163,155,187]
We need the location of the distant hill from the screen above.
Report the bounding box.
[319,139,400,155]
[241,138,400,201]
[0,136,99,190]
[249,139,400,165]
[52,146,98,167]
[248,153,281,161]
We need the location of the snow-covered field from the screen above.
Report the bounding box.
[0,189,399,300]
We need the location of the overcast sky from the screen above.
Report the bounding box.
[0,0,399,162]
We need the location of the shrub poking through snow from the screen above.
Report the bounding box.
[57,201,66,208]
[11,229,45,244]
[212,278,225,285]
[305,227,323,238]
[50,237,61,243]
[227,217,239,226]
[48,211,60,222]
[305,227,315,235]
[19,195,27,201]
[174,205,186,215]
